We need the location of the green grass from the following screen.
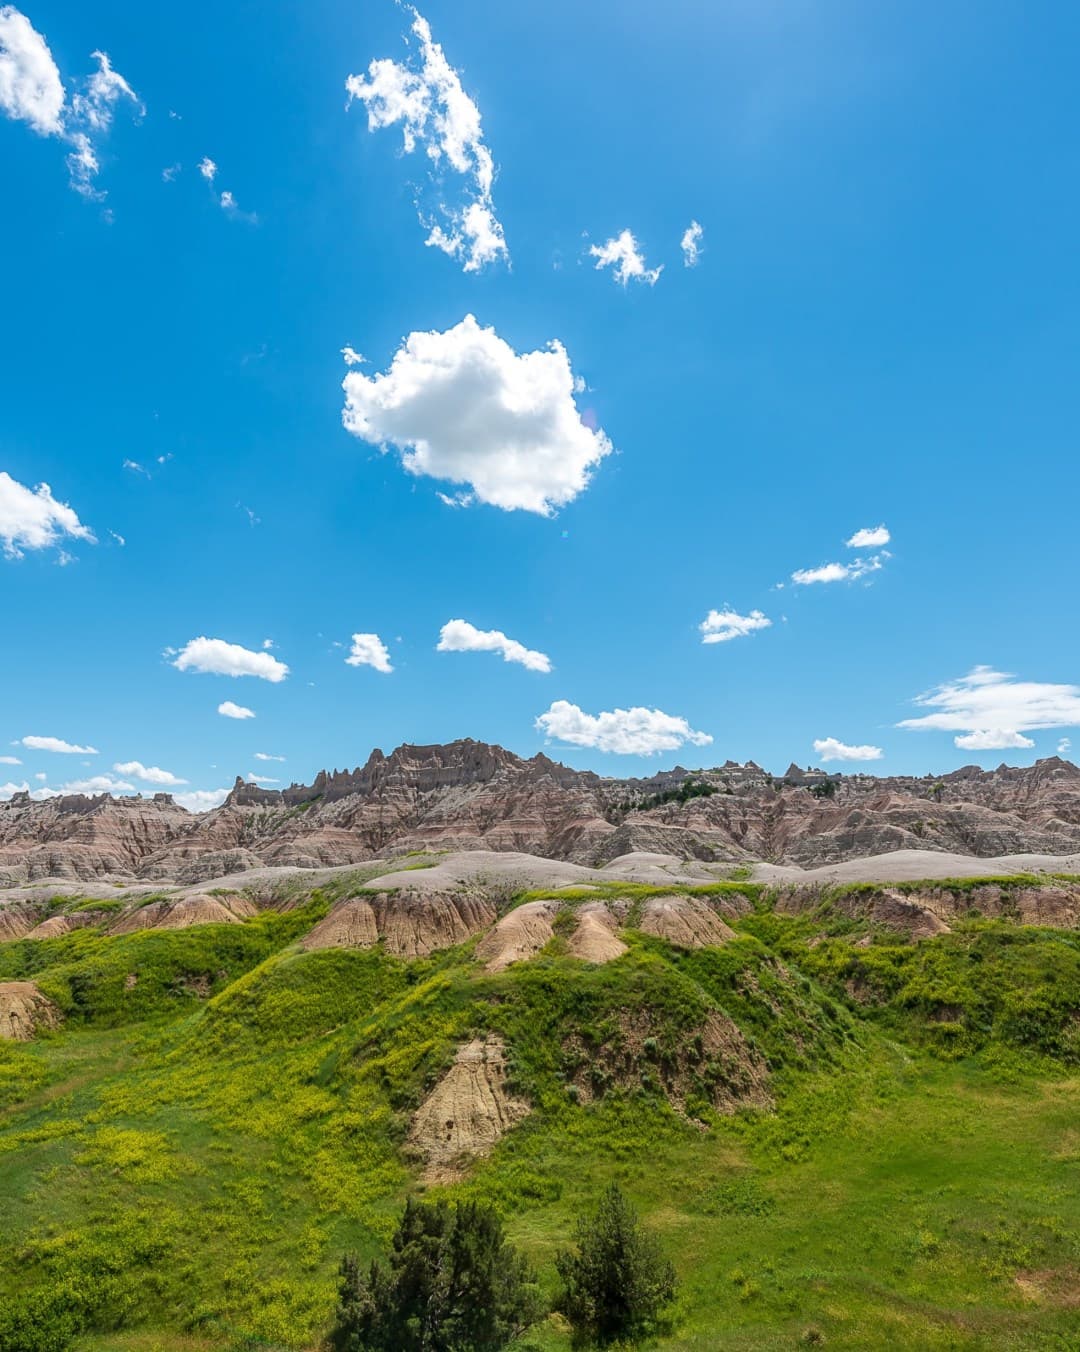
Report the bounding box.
[0,887,1079,1350]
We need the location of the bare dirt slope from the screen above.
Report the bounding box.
[0,981,62,1040]
[407,1036,530,1179]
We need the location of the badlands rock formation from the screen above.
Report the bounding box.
[407,1036,530,1178]
[4,741,1080,885]
[0,981,62,1040]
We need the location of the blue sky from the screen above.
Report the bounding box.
[3,0,1080,808]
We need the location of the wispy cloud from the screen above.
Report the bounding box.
[898,666,1080,751]
[680,220,703,267]
[699,608,771,645]
[346,8,507,272]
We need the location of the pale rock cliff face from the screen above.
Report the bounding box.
[4,741,1080,883]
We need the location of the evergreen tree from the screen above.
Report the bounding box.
[328,1197,541,1351]
[555,1183,677,1345]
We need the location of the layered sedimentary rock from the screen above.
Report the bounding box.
[301,888,496,959]
[4,741,1080,884]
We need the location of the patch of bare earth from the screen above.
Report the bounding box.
[407,1036,530,1180]
[0,981,62,1041]
[475,899,560,972]
[564,1007,772,1116]
[566,903,627,963]
[1013,1268,1080,1308]
[638,895,736,948]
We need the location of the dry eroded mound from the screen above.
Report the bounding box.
[0,981,62,1041]
[302,890,496,959]
[407,1036,530,1179]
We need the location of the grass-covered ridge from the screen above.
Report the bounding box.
[0,878,1079,1350]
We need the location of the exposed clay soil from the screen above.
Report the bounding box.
[302,889,496,958]
[566,903,627,963]
[407,1036,530,1179]
[0,981,62,1040]
[475,899,560,972]
[638,895,736,948]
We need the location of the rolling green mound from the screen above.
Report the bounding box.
[1,879,1079,1350]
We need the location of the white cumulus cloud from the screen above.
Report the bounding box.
[172,637,289,682]
[113,760,187,786]
[254,751,286,762]
[61,774,134,793]
[898,666,1080,751]
[589,230,662,286]
[0,4,63,133]
[21,734,98,754]
[791,555,884,586]
[218,701,256,720]
[0,755,21,765]
[536,700,712,756]
[342,314,611,515]
[680,220,703,267]
[813,737,884,763]
[846,524,890,548]
[345,633,393,673]
[1059,737,1072,757]
[346,8,507,272]
[437,618,551,672]
[0,471,94,559]
[175,787,230,813]
[699,608,771,645]
[197,155,216,181]
[954,729,1034,750]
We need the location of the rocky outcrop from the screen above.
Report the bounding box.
[566,903,627,964]
[301,889,496,959]
[0,981,62,1040]
[475,900,560,972]
[407,1036,530,1179]
[5,743,1080,884]
[638,895,737,948]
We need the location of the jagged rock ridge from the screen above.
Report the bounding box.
[3,739,1080,884]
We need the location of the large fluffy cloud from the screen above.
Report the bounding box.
[0,9,138,197]
[345,633,393,674]
[0,4,63,133]
[0,471,94,559]
[589,230,662,286]
[699,608,771,645]
[346,9,507,272]
[113,760,188,786]
[536,700,712,755]
[437,618,551,672]
[898,666,1080,751]
[171,637,289,682]
[813,737,883,763]
[21,734,98,754]
[342,315,611,515]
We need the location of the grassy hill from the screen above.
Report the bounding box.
[1,879,1079,1350]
